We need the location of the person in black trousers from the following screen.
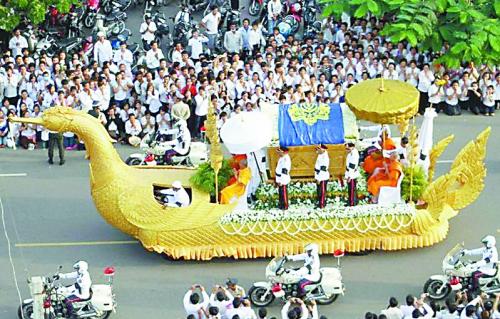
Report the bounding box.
[48,132,64,165]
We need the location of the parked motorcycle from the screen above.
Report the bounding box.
[248,250,345,307]
[276,0,301,36]
[83,0,101,29]
[126,131,207,167]
[94,10,127,38]
[423,243,500,300]
[248,0,265,16]
[151,10,171,48]
[18,265,116,319]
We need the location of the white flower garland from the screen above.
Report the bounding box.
[220,203,415,225]
[218,203,417,236]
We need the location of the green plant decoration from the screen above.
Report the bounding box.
[189,160,234,197]
[401,165,428,202]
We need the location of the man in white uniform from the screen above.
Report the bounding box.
[314,144,330,209]
[345,142,360,206]
[8,29,28,57]
[139,14,157,49]
[275,147,291,210]
[286,243,321,297]
[463,235,498,293]
[159,180,190,208]
[54,261,92,314]
[246,148,267,202]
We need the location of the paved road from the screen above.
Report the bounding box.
[1,113,499,318]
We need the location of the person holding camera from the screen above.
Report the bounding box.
[184,284,210,319]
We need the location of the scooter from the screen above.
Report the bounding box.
[126,131,208,167]
[248,250,345,307]
[423,243,500,300]
[18,266,116,319]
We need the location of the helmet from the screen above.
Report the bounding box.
[73,261,89,273]
[481,235,496,248]
[305,243,319,255]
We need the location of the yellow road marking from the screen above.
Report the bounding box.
[15,240,139,248]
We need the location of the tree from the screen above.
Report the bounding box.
[0,0,78,32]
[322,0,500,68]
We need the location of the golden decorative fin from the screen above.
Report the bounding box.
[423,128,490,218]
[428,135,455,182]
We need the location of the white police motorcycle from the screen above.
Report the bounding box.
[18,266,116,319]
[248,250,345,307]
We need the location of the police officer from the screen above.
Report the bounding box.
[314,144,329,209]
[345,142,360,206]
[275,147,291,210]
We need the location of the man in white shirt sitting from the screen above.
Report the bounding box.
[124,114,143,146]
[158,180,190,207]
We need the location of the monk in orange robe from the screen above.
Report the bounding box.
[367,153,403,203]
[227,154,247,186]
[362,132,397,175]
[221,159,252,204]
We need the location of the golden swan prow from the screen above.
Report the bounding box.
[9,107,491,260]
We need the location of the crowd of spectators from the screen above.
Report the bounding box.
[365,292,500,319]
[182,279,330,319]
[0,7,499,152]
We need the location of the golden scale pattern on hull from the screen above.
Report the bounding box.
[9,107,491,260]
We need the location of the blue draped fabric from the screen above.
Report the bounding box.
[278,103,345,147]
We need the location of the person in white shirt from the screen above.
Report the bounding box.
[314,144,329,209]
[417,64,435,114]
[139,15,157,49]
[183,285,210,319]
[445,80,461,116]
[125,114,143,144]
[113,41,134,72]
[145,41,164,71]
[188,30,208,61]
[275,147,291,210]
[140,111,156,135]
[281,298,308,319]
[427,82,445,113]
[248,21,265,56]
[158,180,190,207]
[400,295,416,319]
[483,85,496,116]
[267,0,282,34]
[194,87,209,139]
[93,32,113,67]
[381,297,404,319]
[209,285,234,319]
[8,29,28,58]
[345,142,360,206]
[200,6,221,51]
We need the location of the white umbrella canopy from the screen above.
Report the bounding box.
[220,112,273,154]
[417,107,438,174]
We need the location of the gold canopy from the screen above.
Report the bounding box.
[345,78,419,124]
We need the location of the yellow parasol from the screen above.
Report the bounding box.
[345,78,419,126]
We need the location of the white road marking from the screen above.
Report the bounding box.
[15,240,139,248]
[436,160,453,164]
[0,173,28,177]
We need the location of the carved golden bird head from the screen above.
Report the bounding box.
[9,106,79,132]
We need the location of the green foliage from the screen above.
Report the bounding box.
[0,0,79,31]
[321,0,500,67]
[189,160,234,197]
[401,165,428,202]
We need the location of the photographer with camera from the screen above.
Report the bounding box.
[184,284,210,319]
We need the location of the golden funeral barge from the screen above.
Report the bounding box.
[10,107,491,260]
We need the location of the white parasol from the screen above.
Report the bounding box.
[220,112,273,154]
[417,107,438,174]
